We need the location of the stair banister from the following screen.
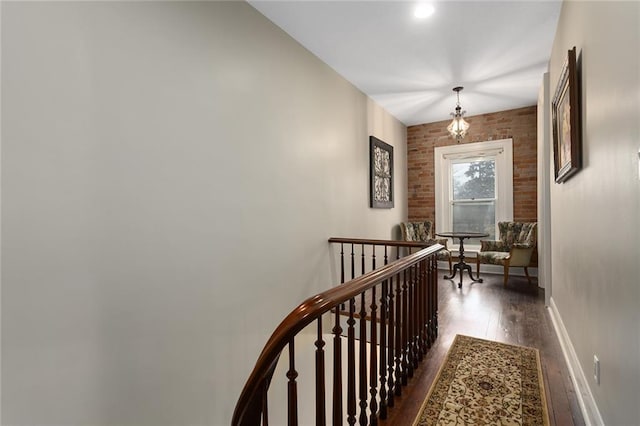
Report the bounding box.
[232,239,443,426]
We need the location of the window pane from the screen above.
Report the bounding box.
[452,202,496,243]
[452,159,495,200]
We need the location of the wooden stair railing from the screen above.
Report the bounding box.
[232,238,443,426]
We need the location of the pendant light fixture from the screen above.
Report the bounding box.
[447,86,470,142]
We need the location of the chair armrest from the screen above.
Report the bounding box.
[511,243,535,248]
[508,245,535,266]
[427,238,449,249]
[480,240,508,252]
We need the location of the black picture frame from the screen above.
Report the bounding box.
[552,46,581,183]
[369,136,394,208]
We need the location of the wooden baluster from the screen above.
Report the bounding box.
[340,243,345,285]
[407,266,416,376]
[384,245,388,266]
[379,280,388,418]
[372,244,376,271]
[415,264,420,368]
[430,255,436,345]
[387,274,396,405]
[429,256,438,344]
[430,256,435,340]
[351,244,355,280]
[361,244,365,276]
[432,255,439,342]
[369,286,378,426]
[340,243,346,310]
[413,262,420,363]
[412,263,419,365]
[405,266,413,377]
[347,298,356,426]
[287,340,298,426]
[418,261,424,355]
[417,261,425,360]
[419,260,427,358]
[415,263,424,362]
[358,293,368,425]
[316,318,326,426]
[425,257,432,347]
[332,308,343,426]
[429,255,435,339]
[401,269,409,385]
[425,258,432,350]
[395,272,403,395]
[422,259,428,351]
[262,382,269,426]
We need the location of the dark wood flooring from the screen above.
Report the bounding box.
[378,272,585,426]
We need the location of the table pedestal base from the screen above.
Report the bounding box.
[444,261,483,288]
[436,232,488,289]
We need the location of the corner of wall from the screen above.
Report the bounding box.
[547,298,604,426]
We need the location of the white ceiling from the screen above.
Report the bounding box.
[249,0,562,126]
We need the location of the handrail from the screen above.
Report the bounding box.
[327,237,436,248]
[231,240,443,426]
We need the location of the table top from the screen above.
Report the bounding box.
[436,231,489,239]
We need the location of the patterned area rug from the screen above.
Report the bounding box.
[413,335,549,425]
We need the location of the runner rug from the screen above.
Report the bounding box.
[413,335,549,425]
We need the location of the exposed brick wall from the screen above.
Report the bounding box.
[407,105,538,227]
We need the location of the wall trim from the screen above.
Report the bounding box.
[548,297,604,426]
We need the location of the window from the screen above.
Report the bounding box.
[435,139,513,248]
[452,157,497,241]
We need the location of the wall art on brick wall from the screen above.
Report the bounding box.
[370,136,394,208]
[552,46,582,183]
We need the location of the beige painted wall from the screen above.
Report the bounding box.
[1,2,406,424]
[548,1,640,424]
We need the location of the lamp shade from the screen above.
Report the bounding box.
[447,112,469,140]
[447,86,469,142]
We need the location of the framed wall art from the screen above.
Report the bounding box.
[552,46,581,183]
[369,136,394,208]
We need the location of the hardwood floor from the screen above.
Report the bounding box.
[379,272,585,426]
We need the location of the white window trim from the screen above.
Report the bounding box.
[434,139,514,251]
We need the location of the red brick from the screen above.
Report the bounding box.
[407,105,537,223]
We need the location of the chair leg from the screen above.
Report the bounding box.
[524,267,532,285]
[503,264,509,287]
[448,254,453,275]
[476,257,480,277]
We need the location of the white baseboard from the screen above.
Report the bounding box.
[548,298,604,426]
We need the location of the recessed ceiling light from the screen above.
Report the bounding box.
[414,3,435,19]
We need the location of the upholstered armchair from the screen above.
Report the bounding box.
[400,221,452,274]
[476,222,537,287]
